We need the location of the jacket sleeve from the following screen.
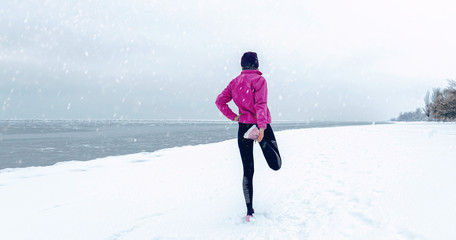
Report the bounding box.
[253,77,268,129]
[215,82,238,121]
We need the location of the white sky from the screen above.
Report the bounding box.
[1,0,455,121]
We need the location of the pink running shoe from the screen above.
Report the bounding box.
[244,125,259,140]
[245,215,253,222]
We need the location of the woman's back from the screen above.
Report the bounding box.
[216,69,271,129]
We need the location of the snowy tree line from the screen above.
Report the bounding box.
[392,80,456,121]
[392,108,428,121]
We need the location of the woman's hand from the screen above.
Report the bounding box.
[234,114,241,122]
[257,128,265,142]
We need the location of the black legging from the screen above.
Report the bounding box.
[237,123,282,215]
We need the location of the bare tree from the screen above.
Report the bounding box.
[441,81,456,120]
[423,90,431,119]
[448,79,456,89]
[430,88,443,120]
[399,80,456,122]
[427,80,456,121]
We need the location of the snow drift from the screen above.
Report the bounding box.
[1,122,455,239]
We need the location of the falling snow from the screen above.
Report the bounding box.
[0,0,455,121]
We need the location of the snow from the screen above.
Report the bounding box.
[1,122,455,239]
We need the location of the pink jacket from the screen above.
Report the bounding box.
[215,70,271,129]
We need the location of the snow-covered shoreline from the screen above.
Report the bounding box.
[1,123,455,239]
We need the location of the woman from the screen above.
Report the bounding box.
[215,51,282,222]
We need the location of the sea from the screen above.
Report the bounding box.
[0,120,379,170]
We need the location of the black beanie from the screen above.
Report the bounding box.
[241,52,259,69]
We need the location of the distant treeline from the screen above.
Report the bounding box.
[392,80,456,121]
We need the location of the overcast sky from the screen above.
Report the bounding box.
[1,0,455,121]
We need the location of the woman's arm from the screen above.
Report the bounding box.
[215,83,238,121]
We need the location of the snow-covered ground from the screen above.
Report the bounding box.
[1,122,455,240]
